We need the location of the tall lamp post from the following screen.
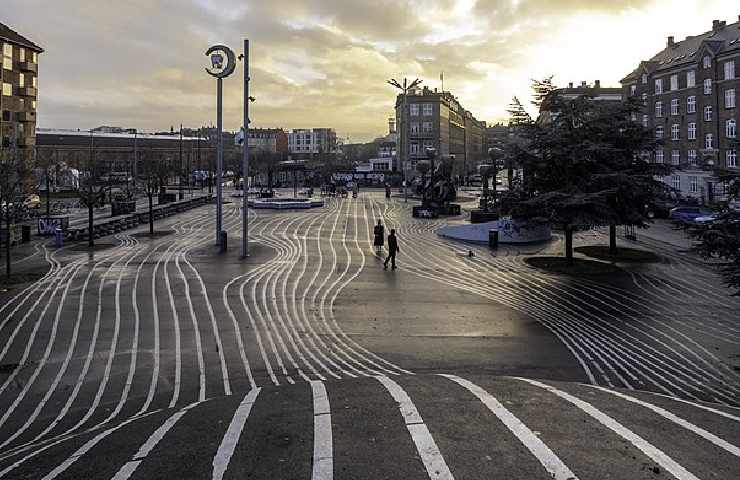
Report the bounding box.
[205,44,236,247]
[387,77,422,202]
[237,39,255,257]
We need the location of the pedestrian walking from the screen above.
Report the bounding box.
[373,220,384,255]
[384,229,399,270]
[385,183,391,198]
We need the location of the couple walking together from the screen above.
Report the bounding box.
[373,220,399,270]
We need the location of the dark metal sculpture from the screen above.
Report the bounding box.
[413,148,459,217]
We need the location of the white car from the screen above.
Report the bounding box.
[693,214,718,225]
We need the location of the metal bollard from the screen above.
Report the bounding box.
[488,229,499,249]
[220,230,227,253]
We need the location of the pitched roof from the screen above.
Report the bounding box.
[0,22,43,53]
[622,19,740,83]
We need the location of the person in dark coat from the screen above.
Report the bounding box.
[373,220,384,255]
[384,229,399,270]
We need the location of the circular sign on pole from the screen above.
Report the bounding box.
[205,44,236,78]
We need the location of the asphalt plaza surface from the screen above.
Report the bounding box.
[0,190,739,479]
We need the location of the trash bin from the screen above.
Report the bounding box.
[21,225,31,243]
[220,230,227,253]
[488,229,499,249]
[54,227,63,248]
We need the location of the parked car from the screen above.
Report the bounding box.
[645,199,677,219]
[693,214,719,225]
[668,206,716,223]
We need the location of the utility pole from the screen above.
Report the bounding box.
[241,39,250,257]
[179,124,184,200]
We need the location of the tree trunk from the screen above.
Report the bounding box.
[609,224,617,256]
[564,225,573,266]
[148,194,154,235]
[88,203,94,248]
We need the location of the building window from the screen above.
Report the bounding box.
[422,121,432,133]
[687,96,696,113]
[642,73,648,84]
[672,175,681,190]
[32,76,37,88]
[655,78,663,94]
[642,114,649,127]
[2,44,11,71]
[705,133,713,149]
[410,122,419,134]
[670,74,678,91]
[641,93,647,103]
[655,101,662,117]
[630,85,636,96]
[704,78,712,95]
[18,47,24,63]
[1,83,10,96]
[31,100,36,110]
[32,52,37,63]
[726,88,736,109]
[703,56,712,69]
[671,124,680,140]
[18,73,24,88]
[655,126,664,139]
[687,70,696,87]
[410,104,419,116]
[689,176,698,193]
[704,105,713,121]
[671,150,680,165]
[655,150,664,163]
[725,60,735,80]
[410,143,419,154]
[688,149,697,165]
[728,119,737,138]
[422,104,433,116]
[728,149,738,167]
[670,98,679,115]
[688,122,697,140]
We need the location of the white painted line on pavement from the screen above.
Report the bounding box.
[442,375,579,480]
[376,375,454,480]
[589,385,740,457]
[311,380,333,480]
[514,378,702,480]
[212,388,261,480]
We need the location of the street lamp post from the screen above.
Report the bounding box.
[205,44,236,248]
[387,77,422,203]
[240,39,250,257]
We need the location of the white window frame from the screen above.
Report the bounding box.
[671,124,680,140]
[1,83,11,96]
[422,103,433,116]
[422,121,432,133]
[670,98,679,115]
[410,104,419,116]
[726,88,736,109]
[703,56,712,69]
[672,175,681,190]
[655,126,664,139]
[671,150,680,165]
[670,74,678,91]
[655,78,663,95]
[410,122,419,134]
[655,101,662,117]
[642,114,649,128]
[704,78,712,95]
[687,70,696,87]
[18,73,24,88]
[687,96,696,113]
[688,122,697,140]
[688,149,697,165]
[642,73,648,84]
[689,176,698,193]
[704,105,713,121]
[725,60,735,80]
[705,133,713,149]
[727,149,738,167]
[655,150,664,163]
[727,119,737,138]
[410,142,419,154]
[630,85,636,96]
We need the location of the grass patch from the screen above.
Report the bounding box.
[574,246,660,263]
[525,256,624,276]
[0,272,45,288]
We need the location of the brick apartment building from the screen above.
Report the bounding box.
[395,86,486,177]
[621,17,740,204]
[0,22,43,149]
[236,127,288,154]
[288,128,338,158]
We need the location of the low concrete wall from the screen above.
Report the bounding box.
[437,218,551,244]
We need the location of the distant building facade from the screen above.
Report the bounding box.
[395,86,486,177]
[0,22,42,149]
[621,17,740,204]
[235,127,288,154]
[539,80,624,124]
[288,128,338,156]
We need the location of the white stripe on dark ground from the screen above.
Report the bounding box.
[212,388,261,480]
[376,375,454,480]
[514,378,702,480]
[589,385,740,457]
[441,375,579,480]
[311,380,333,480]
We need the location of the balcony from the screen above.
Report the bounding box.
[17,111,35,122]
[16,87,37,97]
[18,62,37,73]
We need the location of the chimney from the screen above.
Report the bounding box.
[594,80,601,88]
[568,82,573,89]
[713,19,721,31]
[667,36,674,47]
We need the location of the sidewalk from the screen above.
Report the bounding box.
[634,219,696,252]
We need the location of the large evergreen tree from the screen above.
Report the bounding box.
[510,93,668,263]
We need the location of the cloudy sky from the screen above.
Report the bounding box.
[5,0,739,142]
